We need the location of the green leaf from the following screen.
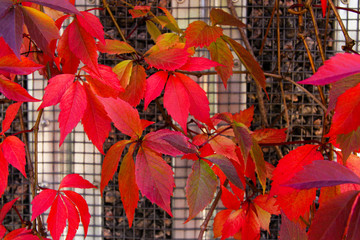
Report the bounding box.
[185,160,217,223]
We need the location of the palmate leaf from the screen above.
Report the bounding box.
[185,160,217,223]
[135,146,175,216]
[76,11,105,45]
[31,175,96,240]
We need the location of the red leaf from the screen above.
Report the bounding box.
[184,21,223,48]
[129,6,151,18]
[179,57,220,72]
[76,11,105,44]
[31,189,57,221]
[222,209,245,239]
[279,212,308,240]
[63,190,91,238]
[0,76,39,102]
[4,228,40,240]
[59,81,87,146]
[1,102,22,134]
[0,198,19,224]
[299,53,360,85]
[135,147,174,216]
[253,194,280,215]
[0,55,43,75]
[1,136,26,177]
[100,140,131,195]
[327,83,360,136]
[119,64,147,106]
[61,195,80,240]
[341,154,360,192]
[252,128,287,144]
[118,144,139,228]
[221,185,241,210]
[47,195,67,240]
[284,160,360,189]
[185,160,217,223]
[100,97,143,138]
[83,65,124,98]
[27,0,79,14]
[20,6,60,55]
[144,71,167,110]
[82,83,111,154]
[207,37,234,87]
[174,73,211,126]
[145,48,189,71]
[346,196,360,240]
[232,122,252,161]
[321,0,327,17]
[38,74,75,110]
[308,190,359,240]
[163,74,190,132]
[210,8,246,28]
[67,19,99,74]
[97,40,136,55]
[57,25,80,74]
[143,129,196,156]
[271,144,323,219]
[328,73,360,113]
[213,209,232,238]
[59,174,96,190]
[0,151,9,198]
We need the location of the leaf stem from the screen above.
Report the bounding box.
[102,0,127,42]
[197,179,229,240]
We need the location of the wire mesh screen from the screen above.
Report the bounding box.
[2,0,358,239]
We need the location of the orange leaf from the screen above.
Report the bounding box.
[145,48,189,71]
[118,144,139,228]
[119,64,147,106]
[100,140,131,195]
[185,21,223,48]
[210,8,246,28]
[97,40,136,55]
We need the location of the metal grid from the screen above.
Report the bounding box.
[1,0,359,239]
